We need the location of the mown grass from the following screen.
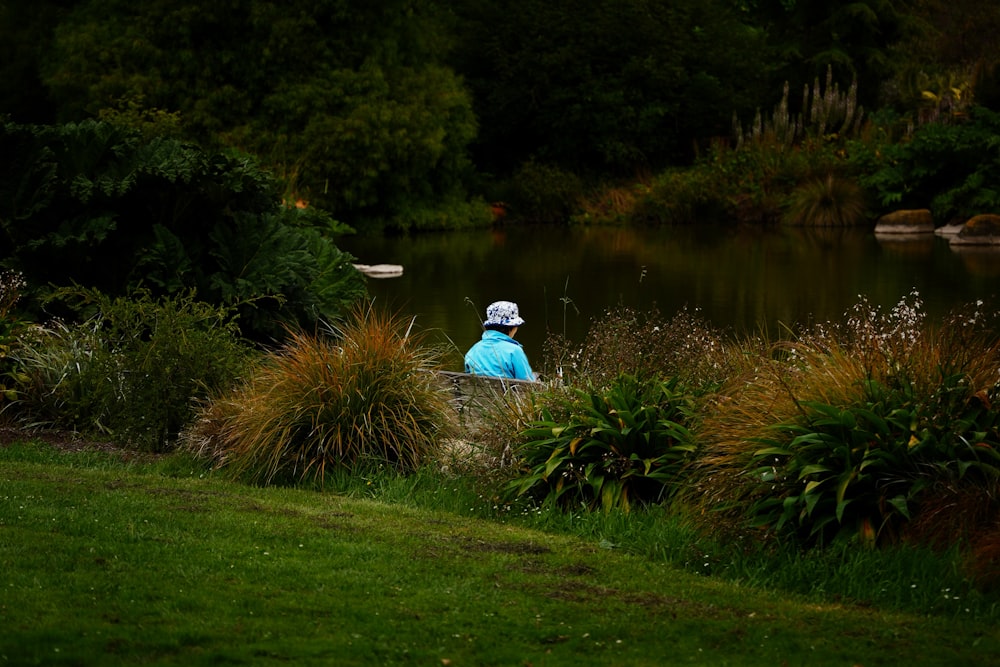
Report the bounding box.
[317,458,1000,622]
[2,441,998,667]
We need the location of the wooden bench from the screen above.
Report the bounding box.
[436,371,539,417]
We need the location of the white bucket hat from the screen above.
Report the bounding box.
[484,300,525,327]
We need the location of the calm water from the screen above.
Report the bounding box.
[337,225,1000,367]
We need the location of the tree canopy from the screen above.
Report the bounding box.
[449,0,772,175]
[3,0,1000,226]
[28,0,479,225]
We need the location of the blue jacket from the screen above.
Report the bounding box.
[464,330,535,380]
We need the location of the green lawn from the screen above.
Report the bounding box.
[1,443,998,666]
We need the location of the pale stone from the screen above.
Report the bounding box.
[934,223,966,237]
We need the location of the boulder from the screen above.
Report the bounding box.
[950,214,1000,245]
[874,209,934,234]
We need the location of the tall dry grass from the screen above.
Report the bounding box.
[683,293,1000,556]
[183,306,458,484]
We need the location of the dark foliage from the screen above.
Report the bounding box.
[858,106,1000,221]
[0,120,365,340]
[449,0,771,174]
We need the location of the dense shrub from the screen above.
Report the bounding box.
[381,195,494,232]
[507,374,696,511]
[629,168,728,225]
[8,288,254,451]
[579,72,873,227]
[584,133,855,226]
[183,306,458,484]
[860,106,1000,222]
[499,160,586,224]
[686,293,1000,548]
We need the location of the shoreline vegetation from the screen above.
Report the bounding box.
[2,287,1000,663]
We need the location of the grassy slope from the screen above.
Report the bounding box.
[1,444,998,667]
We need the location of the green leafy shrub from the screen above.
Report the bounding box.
[860,106,1000,221]
[184,306,458,485]
[688,293,1000,548]
[500,160,585,224]
[0,120,365,340]
[629,168,728,225]
[670,136,843,225]
[9,288,254,451]
[507,375,696,512]
[383,195,494,232]
[572,181,651,226]
[563,72,872,228]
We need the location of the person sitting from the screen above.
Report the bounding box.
[464,300,536,381]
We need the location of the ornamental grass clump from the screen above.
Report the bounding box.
[687,292,1000,555]
[7,288,253,451]
[781,171,868,227]
[507,374,696,512]
[187,306,458,485]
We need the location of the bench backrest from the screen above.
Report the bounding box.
[436,370,537,417]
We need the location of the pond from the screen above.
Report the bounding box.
[337,224,1000,369]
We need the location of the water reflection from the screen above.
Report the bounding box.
[336,225,998,368]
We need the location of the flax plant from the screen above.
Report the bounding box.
[185,305,458,484]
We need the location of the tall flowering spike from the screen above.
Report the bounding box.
[732,111,743,148]
[810,76,821,126]
[774,81,792,144]
[802,83,810,129]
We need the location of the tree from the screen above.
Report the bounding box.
[448,0,771,175]
[886,0,1000,112]
[38,0,481,228]
[860,107,1000,222]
